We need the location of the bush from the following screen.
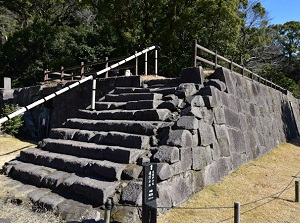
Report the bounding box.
[0,103,24,136]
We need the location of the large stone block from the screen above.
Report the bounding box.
[191,146,213,171]
[217,157,233,179]
[190,95,205,107]
[157,163,173,181]
[213,124,231,157]
[213,106,226,124]
[176,116,199,130]
[121,181,142,206]
[153,146,180,164]
[175,83,197,98]
[171,147,192,175]
[223,107,241,129]
[166,129,193,147]
[157,181,173,210]
[205,79,227,92]
[227,128,246,154]
[180,67,204,84]
[198,121,216,146]
[167,172,194,206]
[204,161,220,185]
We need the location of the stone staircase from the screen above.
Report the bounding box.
[2,77,183,222]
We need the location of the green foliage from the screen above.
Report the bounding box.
[260,64,300,97]
[0,104,24,136]
[0,0,299,94]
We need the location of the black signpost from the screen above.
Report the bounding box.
[142,163,157,223]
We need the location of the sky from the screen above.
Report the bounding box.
[261,0,300,25]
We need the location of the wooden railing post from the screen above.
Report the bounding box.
[192,39,197,67]
[105,57,109,78]
[61,66,64,80]
[230,59,233,71]
[81,62,85,79]
[135,51,138,75]
[145,51,148,75]
[44,69,49,81]
[214,50,218,69]
[155,49,158,76]
[91,73,97,110]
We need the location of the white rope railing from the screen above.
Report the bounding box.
[0,46,160,125]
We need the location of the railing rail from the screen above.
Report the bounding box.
[0,46,159,125]
[192,40,287,94]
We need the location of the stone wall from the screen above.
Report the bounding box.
[0,76,142,138]
[152,67,299,209]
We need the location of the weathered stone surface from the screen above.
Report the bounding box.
[191,95,205,107]
[198,120,216,146]
[91,160,125,180]
[49,128,78,140]
[205,79,227,91]
[121,181,142,206]
[112,206,141,223]
[37,193,65,211]
[192,146,213,171]
[73,177,119,205]
[9,163,55,186]
[203,95,218,108]
[180,66,204,84]
[157,163,173,181]
[102,132,150,149]
[121,164,143,180]
[204,161,220,185]
[167,172,193,206]
[171,147,192,175]
[153,146,180,164]
[42,171,71,188]
[157,181,173,210]
[134,109,171,121]
[105,93,163,102]
[218,157,233,179]
[27,188,51,203]
[175,83,197,98]
[55,199,93,222]
[223,107,241,129]
[213,106,226,124]
[213,124,231,157]
[166,130,193,147]
[176,116,199,130]
[126,100,162,110]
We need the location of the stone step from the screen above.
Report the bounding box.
[19,147,125,181]
[143,78,179,88]
[125,100,163,110]
[50,128,151,149]
[95,102,126,110]
[0,176,101,222]
[149,87,177,95]
[5,161,119,205]
[77,108,172,121]
[113,87,150,94]
[40,138,146,164]
[64,118,167,135]
[104,93,163,102]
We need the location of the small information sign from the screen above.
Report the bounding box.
[142,163,157,223]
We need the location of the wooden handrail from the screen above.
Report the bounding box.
[1,46,160,125]
[192,40,287,94]
[44,55,136,81]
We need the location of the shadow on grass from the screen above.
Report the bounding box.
[0,145,34,156]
